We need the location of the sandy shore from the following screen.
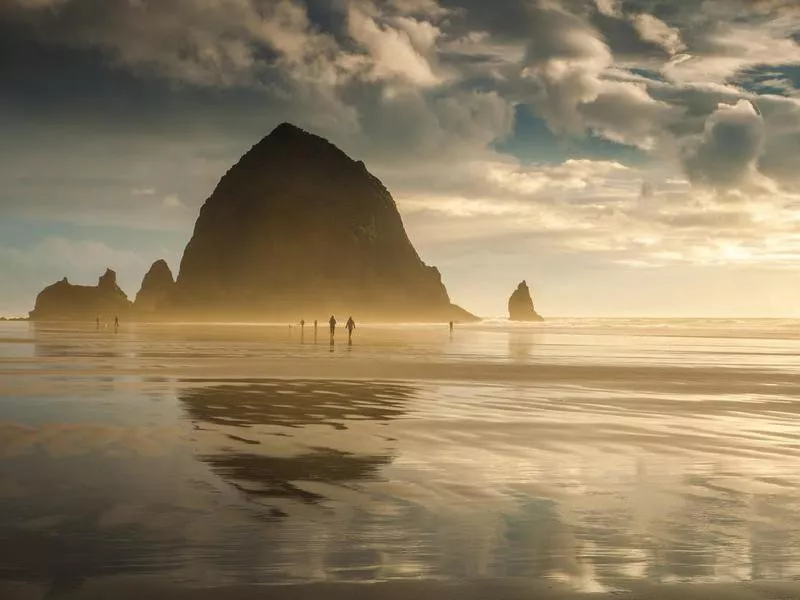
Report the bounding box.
[4,578,800,600]
[2,322,800,596]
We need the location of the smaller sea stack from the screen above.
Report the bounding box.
[508,280,543,322]
[134,259,175,314]
[29,268,132,321]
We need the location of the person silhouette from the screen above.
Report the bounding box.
[314,319,318,343]
[114,316,119,329]
[300,319,305,343]
[329,315,337,339]
[96,315,100,330]
[346,316,356,345]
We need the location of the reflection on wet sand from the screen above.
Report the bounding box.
[5,322,800,598]
[179,380,411,509]
[180,379,410,428]
[203,449,390,507]
[0,453,188,593]
[507,331,537,360]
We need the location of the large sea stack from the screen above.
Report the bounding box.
[508,280,543,322]
[29,268,132,321]
[170,122,475,322]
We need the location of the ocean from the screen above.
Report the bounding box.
[1,318,799,599]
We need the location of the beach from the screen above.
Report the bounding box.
[1,318,800,599]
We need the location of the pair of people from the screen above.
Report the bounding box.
[95,316,119,329]
[329,315,356,343]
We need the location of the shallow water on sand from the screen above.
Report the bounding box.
[1,319,800,597]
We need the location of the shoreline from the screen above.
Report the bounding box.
[4,578,800,600]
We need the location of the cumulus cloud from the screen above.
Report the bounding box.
[629,13,685,56]
[522,1,613,135]
[579,79,680,149]
[347,3,442,86]
[593,0,621,18]
[680,99,766,189]
[389,0,449,17]
[756,95,800,188]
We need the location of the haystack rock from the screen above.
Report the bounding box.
[134,259,175,314]
[508,280,543,322]
[29,268,132,321]
[170,122,476,322]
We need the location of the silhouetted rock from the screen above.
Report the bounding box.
[171,122,476,322]
[29,268,132,321]
[134,259,175,314]
[508,280,543,322]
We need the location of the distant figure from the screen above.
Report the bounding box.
[314,319,318,343]
[300,319,305,343]
[114,316,119,329]
[346,316,356,345]
[96,315,100,330]
[329,315,336,338]
[449,321,454,334]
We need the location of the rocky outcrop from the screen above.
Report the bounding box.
[29,268,132,321]
[170,122,476,322]
[134,259,175,314]
[508,280,543,322]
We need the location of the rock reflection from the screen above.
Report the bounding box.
[180,379,411,429]
[507,332,537,361]
[179,379,413,508]
[202,449,391,506]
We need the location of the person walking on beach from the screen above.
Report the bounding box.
[314,319,318,343]
[114,316,119,330]
[329,315,337,339]
[300,319,305,343]
[346,316,356,345]
[96,315,100,330]
[449,321,454,334]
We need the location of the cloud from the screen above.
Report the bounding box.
[347,3,442,86]
[389,0,449,17]
[579,79,680,149]
[593,0,621,18]
[680,99,766,189]
[757,95,800,188]
[522,1,613,136]
[629,13,685,56]
[162,194,184,209]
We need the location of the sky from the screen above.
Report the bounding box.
[1,0,800,318]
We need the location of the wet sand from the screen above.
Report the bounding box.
[5,577,800,600]
[1,320,800,598]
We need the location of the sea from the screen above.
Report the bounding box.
[1,318,799,598]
